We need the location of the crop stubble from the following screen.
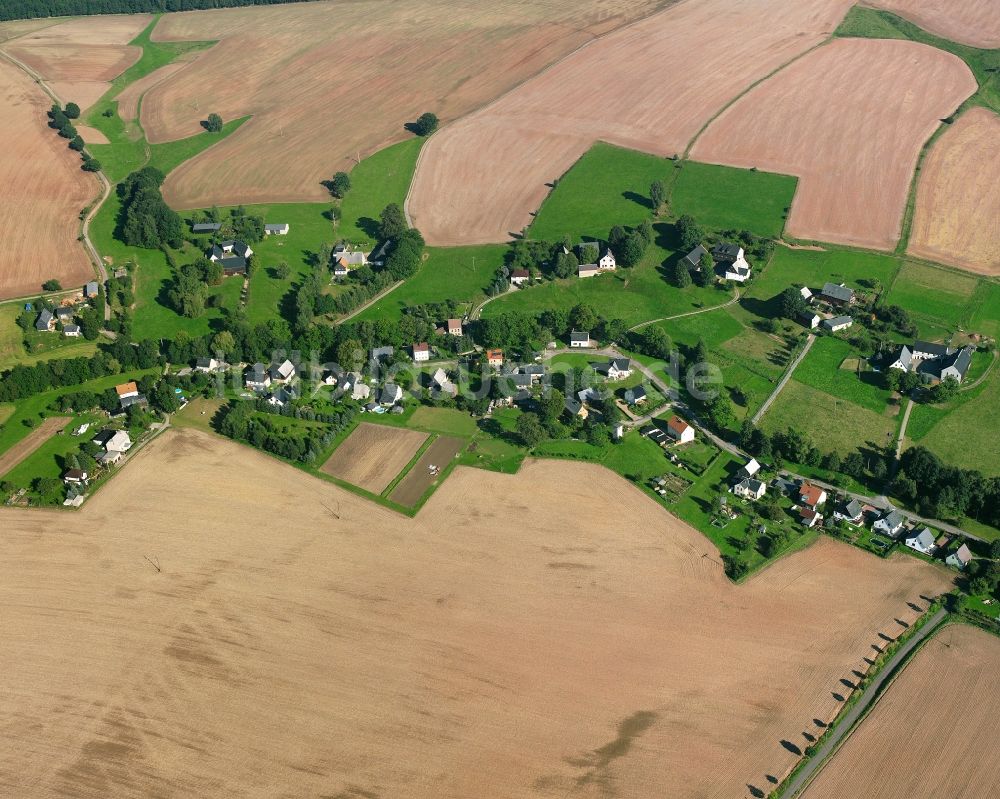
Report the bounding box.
[319,421,427,494]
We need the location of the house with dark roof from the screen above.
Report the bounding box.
[380,383,403,406]
[873,509,905,537]
[569,330,591,348]
[264,223,289,235]
[192,222,222,233]
[800,507,822,528]
[888,345,913,372]
[55,307,74,323]
[798,310,820,329]
[594,357,632,381]
[598,249,616,271]
[34,309,55,332]
[624,386,647,406]
[564,396,588,419]
[822,315,853,332]
[245,363,271,391]
[682,244,708,270]
[905,527,936,555]
[269,359,296,384]
[577,263,601,279]
[734,478,766,500]
[208,240,253,276]
[711,243,752,282]
[63,468,88,485]
[62,324,81,337]
[911,340,953,360]
[820,282,855,306]
[510,268,530,286]
[833,499,864,525]
[933,346,973,383]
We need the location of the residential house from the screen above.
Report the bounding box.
[431,368,457,396]
[798,310,820,329]
[55,307,74,323]
[682,244,708,270]
[352,382,371,401]
[598,249,616,271]
[119,393,147,410]
[264,223,289,235]
[447,318,463,336]
[266,387,294,407]
[97,450,123,466]
[507,372,533,391]
[62,324,81,337]
[35,309,55,332]
[332,261,349,278]
[195,357,223,373]
[595,357,632,380]
[911,340,953,361]
[510,268,530,286]
[833,499,864,525]
[115,382,139,401]
[799,286,813,303]
[268,359,296,384]
[380,383,403,406]
[927,346,974,383]
[577,264,601,279]
[666,415,694,443]
[486,349,504,368]
[737,458,761,480]
[798,483,827,508]
[245,363,271,391]
[800,507,822,528]
[564,396,589,420]
[370,345,394,364]
[62,468,88,485]
[93,429,132,453]
[873,509,905,537]
[641,424,669,447]
[569,330,591,348]
[771,476,798,496]
[888,345,914,372]
[819,282,855,306]
[734,478,767,500]
[905,527,936,555]
[84,281,100,299]
[577,386,601,405]
[335,250,368,272]
[412,342,431,362]
[624,386,648,407]
[822,315,853,333]
[520,363,545,384]
[712,243,752,282]
[191,222,222,233]
[208,240,254,276]
[946,544,973,570]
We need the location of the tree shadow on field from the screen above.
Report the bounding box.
[747,785,765,798]
[780,740,802,756]
[622,190,652,210]
[832,692,846,702]
[477,418,521,447]
[356,216,380,239]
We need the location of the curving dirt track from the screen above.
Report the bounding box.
[868,0,1000,48]
[908,108,1000,275]
[0,427,952,798]
[803,623,1000,799]
[136,0,666,209]
[0,58,95,300]
[691,38,976,250]
[406,0,857,245]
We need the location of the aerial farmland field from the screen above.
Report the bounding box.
[867,0,1000,48]
[0,428,952,798]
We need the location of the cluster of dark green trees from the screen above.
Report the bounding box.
[894,446,1000,529]
[217,399,356,463]
[47,102,100,171]
[0,0,319,22]
[168,257,224,317]
[514,386,621,451]
[119,167,184,249]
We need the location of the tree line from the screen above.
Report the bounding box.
[0,0,321,22]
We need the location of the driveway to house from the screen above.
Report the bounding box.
[337,280,403,323]
[469,284,515,320]
[751,333,815,424]
[782,608,948,798]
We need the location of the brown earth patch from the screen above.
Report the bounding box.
[75,124,110,144]
[48,79,110,113]
[133,0,666,209]
[115,58,194,122]
[690,38,975,250]
[908,107,1000,275]
[867,0,1000,48]
[0,416,71,477]
[0,428,952,797]
[0,58,96,300]
[804,623,1000,798]
[389,434,465,506]
[407,0,857,245]
[319,421,427,494]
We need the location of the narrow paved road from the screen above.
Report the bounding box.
[337,280,403,323]
[751,333,815,424]
[782,608,948,798]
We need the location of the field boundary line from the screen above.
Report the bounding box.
[751,333,815,424]
[381,433,437,498]
[627,287,739,331]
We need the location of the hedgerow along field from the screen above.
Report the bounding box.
[0,426,952,797]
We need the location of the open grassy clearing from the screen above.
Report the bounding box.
[760,379,898,456]
[0,428,951,797]
[353,244,500,322]
[794,336,891,414]
[803,623,1000,799]
[527,142,673,241]
[0,416,71,478]
[965,282,1000,338]
[671,160,797,239]
[340,137,422,246]
[885,260,979,328]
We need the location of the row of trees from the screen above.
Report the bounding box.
[895,446,1000,528]
[217,398,356,463]
[47,102,100,171]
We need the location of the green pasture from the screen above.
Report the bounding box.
[793,336,891,413]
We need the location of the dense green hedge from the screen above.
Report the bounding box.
[0,0,320,23]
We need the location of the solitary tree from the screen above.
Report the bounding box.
[42,279,62,291]
[379,203,408,240]
[516,412,545,447]
[671,259,691,288]
[64,102,80,119]
[649,179,665,211]
[329,171,351,198]
[411,112,439,136]
[275,261,291,279]
[204,113,223,133]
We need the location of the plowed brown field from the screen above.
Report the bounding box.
[804,623,1000,799]
[0,427,952,798]
[691,38,975,250]
[868,0,1000,48]
[115,59,195,121]
[135,0,665,209]
[407,0,856,245]
[908,108,1000,275]
[319,421,427,494]
[0,58,95,300]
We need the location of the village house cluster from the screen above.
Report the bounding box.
[31,280,100,337]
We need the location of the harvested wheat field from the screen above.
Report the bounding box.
[691,38,975,250]
[0,58,95,300]
[407,0,856,245]
[908,108,1000,275]
[115,58,197,122]
[0,417,70,476]
[74,124,110,144]
[320,421,427,493]
[0,17,64,44]
[3,15,148,84]
[136,0,664,209]
[868,0,1000,48]
[0,427,953,798]
[804,623,1000,799]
